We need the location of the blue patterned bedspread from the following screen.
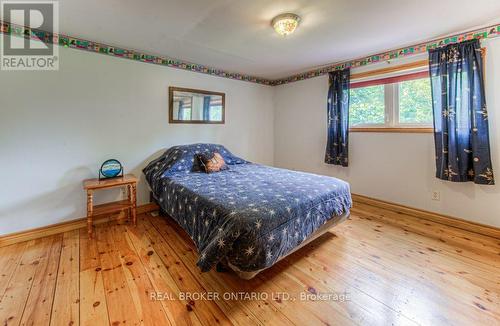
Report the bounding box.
[144,144,351,273]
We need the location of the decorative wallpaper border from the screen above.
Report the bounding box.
[1,20,499,86]
[272,23,500,85]
[0,20,273,85]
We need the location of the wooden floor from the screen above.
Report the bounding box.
[0,203,499,326]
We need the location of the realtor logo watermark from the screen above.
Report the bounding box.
[1,1,58,70]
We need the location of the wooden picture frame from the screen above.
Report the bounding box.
[169,86,225,124]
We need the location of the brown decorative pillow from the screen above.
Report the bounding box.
[196,152,228,173]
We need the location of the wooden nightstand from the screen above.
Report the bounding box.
[83,174,138,238]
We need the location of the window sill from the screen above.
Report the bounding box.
[350,127,433,133]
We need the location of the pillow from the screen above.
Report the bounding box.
[197,152,228,173]
[191,144,247,171]
[143,143,248,178]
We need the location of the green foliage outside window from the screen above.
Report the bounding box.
[349,78,433,126]
[399,78,433,124]
[209,106,223,121]
[182,108,192,120]
[349,85,385,126]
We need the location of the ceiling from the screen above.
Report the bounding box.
[41,1,500,79]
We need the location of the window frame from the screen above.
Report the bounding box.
[349,64,434,133]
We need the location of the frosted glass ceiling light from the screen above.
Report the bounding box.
[272,13,301,36]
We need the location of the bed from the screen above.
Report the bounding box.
[144,144,352,279]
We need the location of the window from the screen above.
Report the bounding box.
[398,78,433,124]
[349,85,385,126]
[349,72,433,131]
[209,98,223,121]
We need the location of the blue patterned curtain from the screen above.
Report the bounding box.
[429,39,494,185]
[325,68,350,166]
[203,96,211,120]
[178,100,185,119]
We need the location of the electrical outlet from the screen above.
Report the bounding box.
[431,190,440,201]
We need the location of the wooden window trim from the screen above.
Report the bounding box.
[350,127,433,133]
[350,59,429,82]
[351,71,429,89]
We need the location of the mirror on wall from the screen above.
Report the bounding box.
[169,87,225,124]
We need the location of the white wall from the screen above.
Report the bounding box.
[2,36,499,235]
[274,37,500,228]
[0,45,274,235]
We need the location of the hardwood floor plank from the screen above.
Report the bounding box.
[278,252,417,325]
[0,242,28,303]
[352,203,500,250]
[0,238,53,326]
[50,230,80,326]
[149,213,408,325]
[3,202,500,326]
[317,226,500,323]
[141,216,235,325]
[20,234,63,326]
[207,269,294,326]
[108,222,172,326]
[291,235,451,325]
[148,214,342,326]
[346,212,500,290]
[147,214,305,325]
[125,218,203,325]
[79,228,110,326]
[254,264,356,326]
[249,245,408,326]
[94,223,141,326]
[352,204,500,266]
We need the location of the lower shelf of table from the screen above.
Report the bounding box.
[91,199,134,216]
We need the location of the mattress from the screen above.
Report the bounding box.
[144,144,352,275]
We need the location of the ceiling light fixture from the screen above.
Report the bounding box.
[271,13,301,36]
